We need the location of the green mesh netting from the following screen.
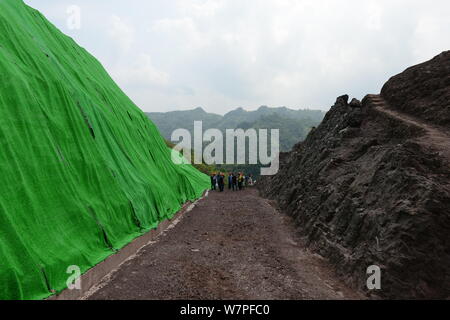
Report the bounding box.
[0,0,209,300]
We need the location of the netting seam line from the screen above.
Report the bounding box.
[40,266,54,294]
[56,145,66,163]
[129,201,143,232]
[77,101,95,139]
[100,226,116,253]
[87,206,116,253]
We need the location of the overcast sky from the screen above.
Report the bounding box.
[25,0,450,114]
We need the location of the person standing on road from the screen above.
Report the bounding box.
[238,173,243,191]
[232,173,237,191]
[215,173,221,190]
[211,173,216,191]
[228,173,233,190]
[218,173,225,192]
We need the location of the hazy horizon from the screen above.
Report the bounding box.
[25,0,450,114]
[146,105,327,116]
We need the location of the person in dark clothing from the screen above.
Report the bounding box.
[215,173,220,191]
[210,174,216,190]
[218,173,225,192]
[228,173,233,190]
[232,174,237,191]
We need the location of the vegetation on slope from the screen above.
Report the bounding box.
[148,106,324,153]
[149,106,324,176]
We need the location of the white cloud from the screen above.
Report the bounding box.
[151,17,205,51]
[24,0,450,113]
[412,15,450,61]
[366,2,383,31]
[110,53,169,87]
[177,0,225,18]
[108,15,135,52]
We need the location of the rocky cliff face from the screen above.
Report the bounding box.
[381,51,450,129]
[259,52,450,299]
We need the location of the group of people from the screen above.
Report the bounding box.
[210,172,254,192]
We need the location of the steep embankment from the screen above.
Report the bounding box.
[381,51,450,129]
[0,0,209,300]
[260,52,450,299]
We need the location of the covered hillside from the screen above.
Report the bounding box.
[0,0,209,300]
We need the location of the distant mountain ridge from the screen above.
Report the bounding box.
[147,106,325,152]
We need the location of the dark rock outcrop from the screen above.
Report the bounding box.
[260,52,450,299]
[381,51,450,129]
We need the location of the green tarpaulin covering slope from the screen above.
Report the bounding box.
[0,0,209,300]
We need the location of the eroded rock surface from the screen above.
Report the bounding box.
[260,52,450,299]
[381,51,450,128]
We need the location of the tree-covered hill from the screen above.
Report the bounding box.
[147,106,325,153]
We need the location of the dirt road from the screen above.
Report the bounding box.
[88,188,362,300]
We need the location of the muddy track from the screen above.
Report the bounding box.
[367,94,450,163]
[87,188,363,300]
